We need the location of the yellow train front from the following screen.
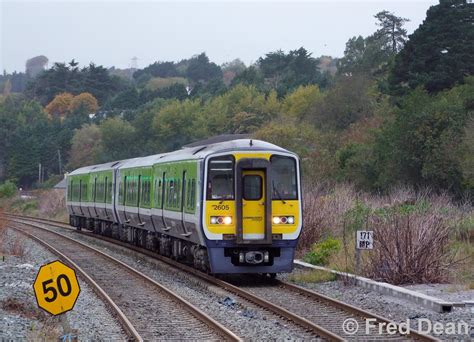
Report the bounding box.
[202,140,302,274]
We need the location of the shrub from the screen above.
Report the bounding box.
[0,181,17,198]
[304,237,341,266]
[299,183,356,252]
[365,190,461,284]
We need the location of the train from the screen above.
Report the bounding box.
[66,136,302,274]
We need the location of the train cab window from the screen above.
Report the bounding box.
[270,155,298,200]
[243,175,262,200]
[207,156,235,200]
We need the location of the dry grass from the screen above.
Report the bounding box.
[0,211,10,255]
[38,189,67,218]
[301,183,473,285]
[299,183,356,253]
[9,234,26,257]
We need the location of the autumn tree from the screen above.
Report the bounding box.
[45,92,74,119]
[69,92,98,115]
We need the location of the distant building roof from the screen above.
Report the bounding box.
[54,178,67,189]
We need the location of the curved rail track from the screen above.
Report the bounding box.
[4,213,439,342]
[5,215,239,341]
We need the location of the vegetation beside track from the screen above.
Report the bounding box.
[0,0,472,287]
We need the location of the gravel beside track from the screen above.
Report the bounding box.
[281,270,474,341]
[14,218,321,340]
[0,228,126,341]
[11,222,229,341]
[13,215,472,341]
[227,276,426,341]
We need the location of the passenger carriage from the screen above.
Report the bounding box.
[66,137,302,274]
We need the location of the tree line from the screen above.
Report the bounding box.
[0,0,473,198]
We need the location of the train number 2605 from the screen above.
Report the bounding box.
[212,204,230,211]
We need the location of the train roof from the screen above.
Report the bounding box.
[68,138,294,176]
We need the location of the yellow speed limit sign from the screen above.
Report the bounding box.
[33,260,81,315]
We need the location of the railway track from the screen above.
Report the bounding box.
[5,213,439,341]
[230,276,438,341]
[6,216,239,341]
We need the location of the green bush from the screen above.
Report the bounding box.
[304,237,341,266]
[0,181,17,198]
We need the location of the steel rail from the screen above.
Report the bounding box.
[8,226,143,342]
[8,219,241,342]
[7,214,438,341]
[7,214,338,340]
[277,280,439,341]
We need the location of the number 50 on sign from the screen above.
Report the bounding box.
[33,260,81,316]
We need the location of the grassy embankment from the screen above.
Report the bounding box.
[293,183,473,288]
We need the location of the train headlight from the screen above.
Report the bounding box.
[210,216,233,225]
[272,216,295,224]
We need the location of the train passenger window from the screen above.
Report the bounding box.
[186,179,191,209]
[167,179,174,207]
[270,156,298,200]
[243,175,262,200]
[175,179,181,208]
[81,182,88,201]
[123,176,128,205]
[207,155,234,200]
[141,178,151,207]
[190,179,196,209]
[104,177,108,203]
[157,178,163,208]
[93,178,97,202]
[108,180,113,203]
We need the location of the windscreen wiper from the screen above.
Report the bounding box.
[272,181,286,204]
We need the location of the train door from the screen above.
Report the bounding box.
[123,175,130,223]
[241,170,265,239]
[92,177,98,218]
[160,172,166,229]
[236,158,272,244]
[181,171,191,236]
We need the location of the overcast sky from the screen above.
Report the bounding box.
[0,0,438,73]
